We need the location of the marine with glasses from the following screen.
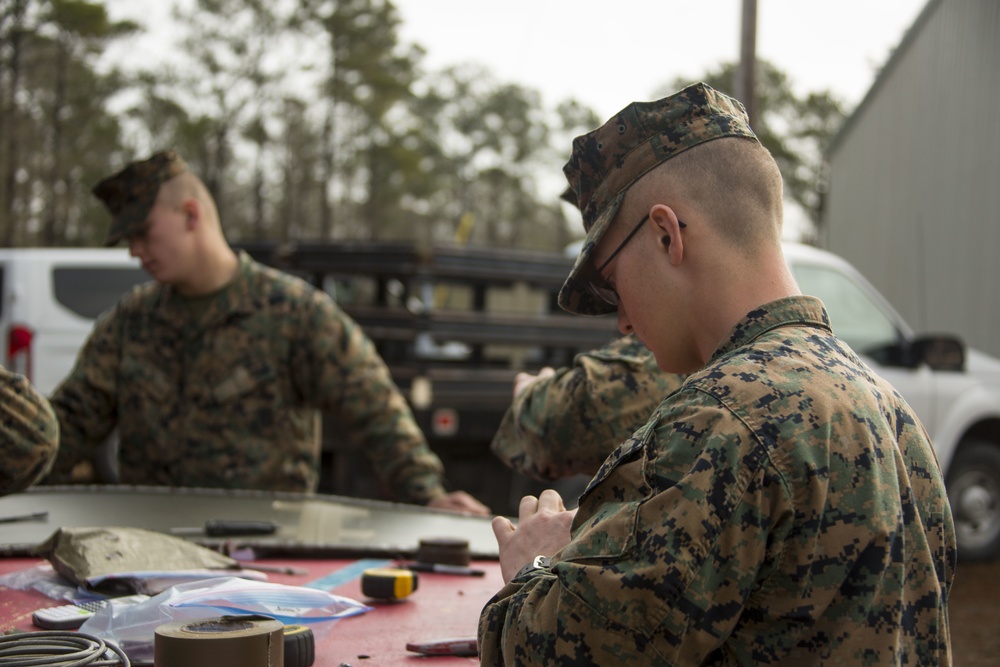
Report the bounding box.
[479,83,955,665]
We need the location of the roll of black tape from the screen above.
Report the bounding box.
[416,537,471,566]
[283,624,315,667]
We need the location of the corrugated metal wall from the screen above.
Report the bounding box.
[823,0,1000,357]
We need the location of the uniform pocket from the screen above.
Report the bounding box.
[578,418,656,504]
[211,360,278,404]
[561,423,655,562]
[120,355,173,402]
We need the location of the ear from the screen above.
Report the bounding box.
[181,199,200,231]
[649,205,684,265]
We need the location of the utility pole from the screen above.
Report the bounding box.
[737,0,758,129]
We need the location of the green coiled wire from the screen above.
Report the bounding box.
[0,631,130,666]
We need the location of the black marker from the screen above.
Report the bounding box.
[404,562,485,577]
[0,511,48,524]
[170,520,279,537]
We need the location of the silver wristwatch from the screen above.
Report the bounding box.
[514,555,552,579]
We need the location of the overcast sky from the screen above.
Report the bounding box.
[105,0,928,118]
[391,0,929,122]
[102,0,930,238]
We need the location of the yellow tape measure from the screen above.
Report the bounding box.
[360,567,419,600]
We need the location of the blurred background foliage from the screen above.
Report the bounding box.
[0,0,846,250]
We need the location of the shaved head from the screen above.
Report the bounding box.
[625,137,784,253]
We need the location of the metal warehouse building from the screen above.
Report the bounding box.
[821,0,1000,358]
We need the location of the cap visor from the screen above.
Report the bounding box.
[557,196,623,316]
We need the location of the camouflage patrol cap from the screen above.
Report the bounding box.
[93,150,189,246]
[557,82,759,316]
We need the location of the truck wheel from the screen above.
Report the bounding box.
[946,439,1000,561]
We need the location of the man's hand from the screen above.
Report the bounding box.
[512,367,555,399]
[427,490,491,516]
[493,489,576,583]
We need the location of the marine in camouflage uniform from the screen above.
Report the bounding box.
[490,333,683,481]
[478,83,955,665]
[47,253,447,498]
[0,367,59,495]
[44,151,458,504]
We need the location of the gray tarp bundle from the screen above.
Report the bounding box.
[37,526,239,592]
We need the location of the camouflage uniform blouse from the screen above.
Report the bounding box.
[491,334,684,480]
[46,252,447,501]
[0,367,59,495]
[479,297,956,666]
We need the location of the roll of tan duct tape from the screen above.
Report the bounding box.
[154,614,284,667]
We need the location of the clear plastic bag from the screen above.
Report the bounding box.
[79,576,372,663]
[0,562,104,602]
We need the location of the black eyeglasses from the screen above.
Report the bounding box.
[587,213,686,306]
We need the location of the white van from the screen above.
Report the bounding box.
[0,249,149,394]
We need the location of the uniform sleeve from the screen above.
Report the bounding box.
[479,400,793,665]
[44,308,123,483]
[490,363,601,480]
[0,368,59,495]
[490,334,682,480]
[293,293,447,504]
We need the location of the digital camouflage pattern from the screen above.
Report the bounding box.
[46,253,448,502]
[479,297,956,666]
[0,367,59,495]
[93,150,188,246]
[558,82,759,316]
[491,334,684,481]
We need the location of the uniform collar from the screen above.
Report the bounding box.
[709,295,832,364]
[155,250,257,328]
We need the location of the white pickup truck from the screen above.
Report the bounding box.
[785,242,1000,561]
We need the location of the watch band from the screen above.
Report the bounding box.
[514,555,552,580]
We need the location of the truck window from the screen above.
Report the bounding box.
[792,263,900,357]
[53,267,149,319]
